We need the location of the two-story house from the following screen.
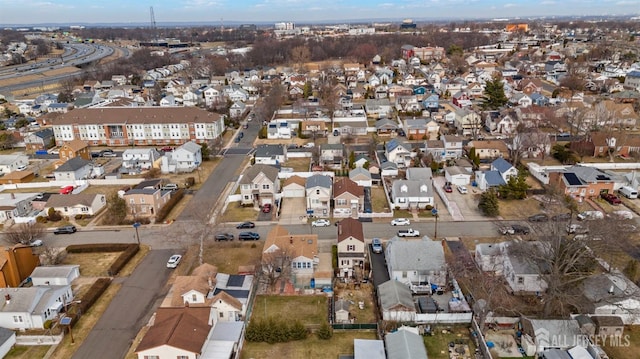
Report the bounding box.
[551,166,615,202]
[0,155,29,174]
[0,285,73,330]
[24,129,54,151]
[160,141,202,173]
[337,218,365,278]
[491,158,518,183]
[403,119,428,140]
[239,164,280,206]
[53,157,93,181]
[306,174,332,217]
[254,145,286,165]
[320,144,345,168]
[333,178,364,218]
[55,139,90,168]
[385,139,412,169]
[441,135,464,159]
[122,148,162,171]
[124,180,172,219]
[390,180,433,210]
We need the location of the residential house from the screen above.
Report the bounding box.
[354,339,386,359]
[320,144,345,168]
[441,135,464,160]
[135,307,213,359]
[24,128,54,151]
[391,180,433,210]
[229,101,247,118]
[0,193,38,223]
[306,174,332,217]
[385,327,428,359]
[337,218,365,278]
[377,281,417,322]
[281,175,306,198]
[510,93,533,108]
[445,166,472,187]
[53,157,93,181]
[0,328,15,358]
[0,155,29,174]
[385,139,412,169]
[52,107,224,146]
[551,166,615,202]
[423,94,440,112]
[45,193,106,217]
[349,167,373,188]
[475,242,505,273]
[0,244,40,288]
[520,319,585,356]
[403,119,428,140]
[386,236,446,292]
[591,316,625,337]
[160,142,202,174]
[475,170,507,191]
[0,285,73,330]
[581,272,640,324]
[375,119,399,135]
[335,299,350,323]
[424,140,445,162]
[452,91,472,108]
[267,121,292,139]
[502,241,548,294]
[263,226,318,287]
[122,148,162,171]
[56,139,90,167]
[467,140,509,160]
[365,99,393,118]
[515,131,552,159]
[454,107,482,136]
[333,178,364,218]
[380,161,399,177]
[30,265,80,286]
[299,120,327,136]
[491,158,518,183]
[254,144,286,165]
[239,164,280,206]
[199,321,244,359]
[123,182,172,219]
[530,93,550,106]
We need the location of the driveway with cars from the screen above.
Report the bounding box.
[72,249,175,359]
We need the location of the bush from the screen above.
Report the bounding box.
[77,277,111,315]
[36,216,48,223]
[144,168,161,179]
[67,243,134,253]
[48,207,62,222]
[425,205,433,210]
[246,318,308,343]
[288,320,308,341]
[155,188,185,223]
[75,214,84,220]
[185,177,195,188]
[332,245,338,269]
[316,322,333,340]
[43,319,53,329]
[108,244,139,276]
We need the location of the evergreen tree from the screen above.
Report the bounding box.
[481,76,508,110]
[468,147,480,169]
[478,189,500,216]
[288,320,308,341]
[349,151,356,169]
[303,81,313,98]
[316,321,333,340]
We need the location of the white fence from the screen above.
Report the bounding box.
[16,333,63,345]
[415,312,473,324]
[0,178,144,192]
[286,152,312,159]
[577,162,640,170]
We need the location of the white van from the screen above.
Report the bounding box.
[618,186,638,199]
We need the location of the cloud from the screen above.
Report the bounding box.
[504,3,518,8]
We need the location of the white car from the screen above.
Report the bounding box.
[167,254,182,268]
[457,185,468,194]
[30,239,43,247]
[311,219,331,227]
[390,218,411,226]
[16,164,28,171]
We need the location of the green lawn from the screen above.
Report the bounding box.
[370,186,390,213]
[241,331,377,359]
[251,295,327,325]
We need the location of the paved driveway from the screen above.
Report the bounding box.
[278,197,307,225]
[72,249,175,359]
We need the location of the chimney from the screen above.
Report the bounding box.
[208,277,213,289]
[4,294,10,303]
[609,285,615,294]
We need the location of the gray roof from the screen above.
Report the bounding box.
[0,154,26,166]
[209,321,244,341]
[255,144,284,158]
[385,328,428,359]
[46,193,101,208]
[491,158,514,174]
[380,161,398,170]
[322,143,345,151]
[582,273,640,303]
[392,180,433,198]
[377,280,415,311]
[306,174,332,189]
[540,349,572,359]
[446,166,470,176]
[0,327,14,345]
[524,319,584,348]
[54,157,92,172]
[0,286,68,314]
[178,141,201,154]
[566,166,612,183]
[404,119,428,129]
[375,118,398,130]
[405,168,433,181]
[349,167,371,180]
[476,243,503,256]
[504,241,548,275]
[30,265,79,279]
[335,299,350,312]
[354,339,386,359]
[483,170,506,186]
[386,237,445,272]
[239,164,279,185]
[34,128,54,139]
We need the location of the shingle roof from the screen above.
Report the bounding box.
[30,265,79,279]
[491,158,514,174]
[305,174,332,189]
[263,225,318,260]
[386,237,445,272]
[170,275,214,307]
[46,193,100,208]
[178,141,201,154]
[377,280,415,311]
[334,178,364,197]
[54,157,91,172]
[55,107,222,125]
[483,170,506,186]
[62,139,88,152]
[255,144,284,158]
[136,307,212,353]
[239,164,279,185]
[385,328,428,359]
[337,217,364,242]
[210,290,243,311]
[283,175,306,187]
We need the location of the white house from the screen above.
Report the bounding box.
[45,193,107,217]
[0,328,16,359]
[390,180,433,210]
[385,139,412,169]
[161,142,202,173]
[122,148,161,170]
[475,242,505,273]
[337,218,365,278]
[441,135,464,159]
[491,158,518,183]
[30,265,81,286]
[254,144,285,165]
[0,155,29,174]
[306,174,332,217]
[386,236,447,292]
[445,166,472,186]
[377,280,416,322]
[53,157,93,181]
[502,241,548,294]
[582,272,640,324]
[0,285,73,330]
[385,327,428,359]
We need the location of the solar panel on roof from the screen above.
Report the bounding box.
[227,275,245,287]
[564,173,582,186]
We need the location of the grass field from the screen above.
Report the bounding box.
[370,186,390,213]
[241,331,377,359]
[498,198,543,220]
[61,252,120,277]
[201,241,263,274]
[251,295,328,325]
[285,158,311,172]
[221,203,259,223]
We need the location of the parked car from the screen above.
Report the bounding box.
[397,228,420,237]
[238,232,260,241]
[262,203,272,213]
[59,185,74,195]
[166,254,182,268]
[498,226,515,235]
[214,233,234,241]
[457,185,468,194]
[577,211,604,221]
[16,164,27,171]
[234,136,241,143]
[390,218,411,226]
[161,146,173,152]
[30,239,43,247]
[236,221,255,229]
[512,225,530,235]
[567,223,589,234]
[443,184,453,193]
[312,219,331,227]
[371,238,383,253]
[528,213,549,222]
[54,225,76,235]
[551,213,572,222]
[242,123,249,129]
[601,193,622,205]
[161,183,179,190]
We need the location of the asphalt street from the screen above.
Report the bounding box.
[71,249,175,359]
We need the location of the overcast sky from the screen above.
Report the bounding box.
[1,0,638,25]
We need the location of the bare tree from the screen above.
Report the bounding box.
[260,247,294,293]
[3,222,45,245]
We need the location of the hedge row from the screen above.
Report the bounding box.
[108,244,139,276]
[73,277,112,326]
[155,188,185,223]
[245,318,308,343]
[67,243,134,253]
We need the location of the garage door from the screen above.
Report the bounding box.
[283,189,305,198]
[261,198,273,205]
[450,175,469,187]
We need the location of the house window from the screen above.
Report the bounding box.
[140,198,145,204]
[316,189,320,195]
[191,294,197,301]
[81,207,88,212]
[336,199,347,206]
[244,195,250,200]
[262,184,270,190]
[129,199,135,204]
[143,356,159,359]
[399,198,406,203]
[589,189,595,194]
[219,312,224,318]
[517,276,524,285]
[13,316,23,323]
[402,272,407,278]
[347,245,355,251]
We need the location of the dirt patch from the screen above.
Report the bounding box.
[333,282,377,323]
[221,202,259,223]
[498,198,544,220]
[284,158,311,172]
[61,252,120,277]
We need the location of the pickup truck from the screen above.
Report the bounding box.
[397,228,420,237]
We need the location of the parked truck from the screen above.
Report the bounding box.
[397,228,420,237]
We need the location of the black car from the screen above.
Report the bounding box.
[511,225,530,235]
[238,232,260,241]
[528,213,549,222]
[214,233,234,241]
[54,225,77,235]
[551,213,572,222]
[236,221,255,229]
